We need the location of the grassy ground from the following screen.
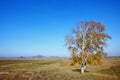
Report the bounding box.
[0,57,120,80]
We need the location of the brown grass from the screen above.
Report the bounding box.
[0,57,120,80]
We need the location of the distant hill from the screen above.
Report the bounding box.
[32,55,47,58]
[16,55,67,59]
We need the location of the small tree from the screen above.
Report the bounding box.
[65,21,111,73]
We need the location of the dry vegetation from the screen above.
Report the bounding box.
[0,57,120,80]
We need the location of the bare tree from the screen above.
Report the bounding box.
[65,21,111,73]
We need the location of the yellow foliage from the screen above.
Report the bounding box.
[65,21,111,67]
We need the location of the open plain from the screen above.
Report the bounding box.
[0,57,120,80]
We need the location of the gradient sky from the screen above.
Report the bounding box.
[0,0,120,57]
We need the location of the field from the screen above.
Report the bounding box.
[0,57,120,80]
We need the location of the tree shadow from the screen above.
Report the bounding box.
[72,69,80,72]
[72,68,89,73]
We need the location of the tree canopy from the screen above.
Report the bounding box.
[65,21,111,73]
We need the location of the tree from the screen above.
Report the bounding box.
[65,21,111,73]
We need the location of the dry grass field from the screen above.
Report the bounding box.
[0,57,120,80]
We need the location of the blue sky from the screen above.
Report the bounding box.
[0,0,120,57]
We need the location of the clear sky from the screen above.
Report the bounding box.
[0,0,120,57]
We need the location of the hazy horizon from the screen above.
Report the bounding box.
[0,0,120,57]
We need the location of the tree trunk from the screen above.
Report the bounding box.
[80,62,86,73]
[81,66,84,73]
